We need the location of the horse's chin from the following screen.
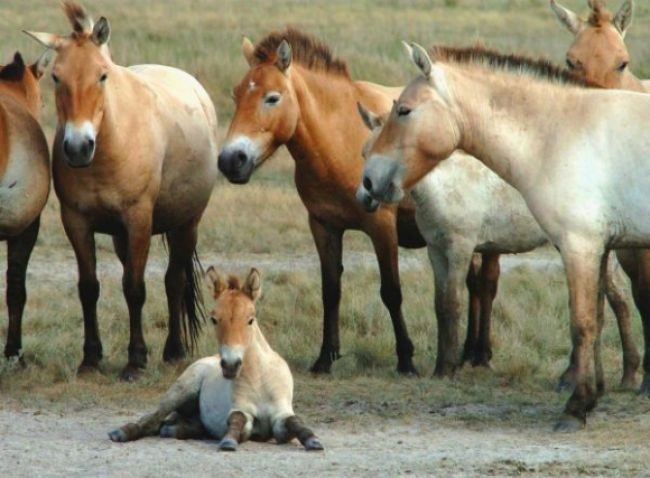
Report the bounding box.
[63,154,95,169]
[222,370,239,380]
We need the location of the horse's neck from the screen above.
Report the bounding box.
[238,323,275,381]
[622,71,647,93]
[453,70,570,190]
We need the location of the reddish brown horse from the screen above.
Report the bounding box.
[25,2,219,379]
[0,51,51,360]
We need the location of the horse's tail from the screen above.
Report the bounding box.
[181,250,206,354]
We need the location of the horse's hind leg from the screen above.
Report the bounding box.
[603,252,639,389]
[308,215,344,374]
[462,254,481,365]
[368,217,417,375]
[4,217,40,359]
[160,413,206,440]
[473,253,500,367]
[276,415,324,451]
[61,207,102,372]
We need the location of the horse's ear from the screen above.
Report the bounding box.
[613,0,633,38]
[275,39,292,73]
[30,49,54,79]
[23,30,66,51]
[549,0,583,35]
[357,102,383,131]
[206,266,227,299]
[242,36,256,66]
[243,268,262,302]
[410,42,451,104]
[91,17,110,46]
[410,42,433,78]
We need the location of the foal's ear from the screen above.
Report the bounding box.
[357,102,383,131]
[613,0,633,38]
[91,17,111,46]
[30,49,54,79]
[275,39,292,73]
[243,268,262,302]
[206,266,227,299]
[23,31,66,51]
[242,36,256,66]
[549,0,583,35]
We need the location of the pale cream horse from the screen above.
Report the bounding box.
[361,43,650,431]
[25,2,219,379]
[108,267,324,451]
[552,0,650,395]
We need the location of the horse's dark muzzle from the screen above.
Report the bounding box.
[218,149,255,184]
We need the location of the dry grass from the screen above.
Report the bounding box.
[0,0,649,434]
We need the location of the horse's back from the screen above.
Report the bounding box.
[0,95,49,237]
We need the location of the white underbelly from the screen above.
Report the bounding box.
[199,374,232,439]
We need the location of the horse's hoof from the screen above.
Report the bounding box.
[553,415,585,433]
[397,362,419,377]
[108,429,128,442]
[218,438,238,451]
[304,436,324,451]
[163,341,186,363]
[619,375,637,391]
[120,365,145,382]
[555,377,575,393]
[310,359,333,375]
[433,363,456,378]
[160,425,176,438]
[638,376,650,396]
[77,363,101,375]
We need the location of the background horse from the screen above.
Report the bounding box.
[552,0,650,395]
[361,43,650,430]
[25,2,219,379]
[109,267,324,452]
[357,101,638,387]
[0,51,51,360]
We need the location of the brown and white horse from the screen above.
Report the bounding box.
[109,267,324,452]
[361,43,650,430]
[552,0,650,395]
[0,51,51,360]
[25,2,219,379]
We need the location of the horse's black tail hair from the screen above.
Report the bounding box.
[181,250,206,354]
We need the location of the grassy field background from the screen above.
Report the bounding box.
[0,0,649,435]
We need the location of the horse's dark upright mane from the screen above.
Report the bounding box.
[253,28,349,77]
[431,45,598,88]
[0,52,25,82]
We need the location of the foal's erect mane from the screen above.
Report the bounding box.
[432,45,597,88]
[587,0,613,27]
[254,28,349,78]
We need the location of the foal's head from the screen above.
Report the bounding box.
[25,1,112,167]
[206,267,262,379]
[218,35,300,183]
[361,43,460,205]
[0,51,51,118]
[551,0,637,89]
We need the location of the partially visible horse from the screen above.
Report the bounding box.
[361,43,650,430]
[552,0,650,394]
[0,51,51,360]
[109,267,324,452]
[357,102,638,388]
[25,1,219,379]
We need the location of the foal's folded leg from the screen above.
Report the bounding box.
[277,415,324,451]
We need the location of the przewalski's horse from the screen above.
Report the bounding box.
[356,101,638,388]
[360,43,650,430]
[552,0,650,394]
[25,2,219,379]
[0,51,51,360]
[108,267,324,452]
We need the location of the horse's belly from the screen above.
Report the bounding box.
[199,375,232,439]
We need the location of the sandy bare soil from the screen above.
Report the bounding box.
[1,405,648,478]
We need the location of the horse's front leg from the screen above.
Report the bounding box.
[555,241,603,432]
[276,415,324,451]
[462,253,482,365]
[368,212,417,375]
[218,411,252,451]
[120,207,153,381]
[474,252,500,367]
[308,215,344,374]
[61,206,102,372]
[4,217,40,360]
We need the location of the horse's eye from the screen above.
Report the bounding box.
[397,105,412,117]
[51,73,60,84]
[264,94,281,105]
[617,61,629,72]
[566,58,575,70]
[210,316,218,325]
[99,73,108,83]
[248,317,255,325]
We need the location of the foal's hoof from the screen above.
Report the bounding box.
[120,365,145,382]
[160,425,176,438]
[218,438,238,451]
[553,415,585,433]
[304,436,325,451]
[108,428,128,442]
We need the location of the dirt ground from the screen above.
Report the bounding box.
[1,404,648,478]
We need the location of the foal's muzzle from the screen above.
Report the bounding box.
[218,149,255,184]
[220,357,242,379]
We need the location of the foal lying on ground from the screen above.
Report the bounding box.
[108,267,323,451]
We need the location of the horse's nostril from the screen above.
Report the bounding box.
[363,175,373,192]
[220,359,227,369]
[88,138,95,150]
[63,139,71,156]
[234,358,242,369]
[236,151,247,166]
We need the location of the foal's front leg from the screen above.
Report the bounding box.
[218,411,252,451]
